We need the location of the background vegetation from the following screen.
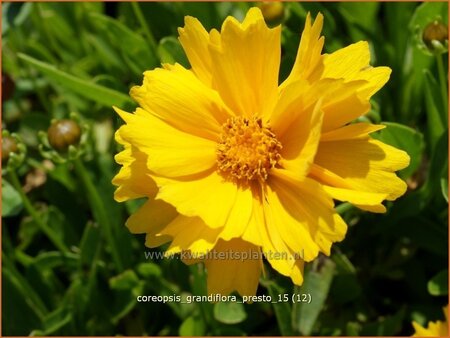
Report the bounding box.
[2,2,448,336]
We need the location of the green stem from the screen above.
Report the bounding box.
[73,158,124,271]
[131,2,158,51]
[335,202,353,215]
[8,170,69,253]
[435,53,448,122]
[266,281,294,336]
[189,264,213,325]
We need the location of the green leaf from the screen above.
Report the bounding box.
[85,33,124,73]
[109,270,140,290]
[179,314,206,336]
[266,281,293,336]
[2,268,43,335]
[42,306,72,335]
[18,53,133,108]
[421,131,448,203]
[338,2,379,41]
[428,269,448,296]
[2,179,23,217]
[292,258,335,335]
[109,270,143,324]
[423,70,446,148]
[3,256,48,319]
[213,301,247,324]
[88,12,158,72]
[373,122,424,179]
[32,251,79,271]
[346,322,361,336]
[2,3,11,34]
[79,221,101,270]
[361,307,405,335]
[332,251,356,274]
[12,2,34,27]
[441,177,448,202]
[158,36,189,67]
[440,150,449,202]
[136,262,162,278]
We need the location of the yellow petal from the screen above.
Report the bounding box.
[219,187,254,241]
[320,80,371,132]
[314,137,410,200]
[270,78,309,135]
[321,41,370,80]
[126,199,177,235]
[309,163,353,189]
[153,170,238,229]
[145,233,172,248]
[179,250,203,266]
[269,174,347,257]
[322,186,388,213]
[290,259,305,285]
[354,203,387,213]
[412,320,448,337]
[264,181,320,261]
[209,7,281,118]
[278,98,323,180]
[161,215,221,255]
[130,64,231,141]
[241,186,294,280]
[319,41,392,100]
[205,238,261,297]
[178,16,213,86]
[274,77,371,134]
[281,13,324,90]
[112,129,158,201]
[116,107,217,177]
[309,164,387,213]
[321,123,386,142]
[354,66,391,100]
[241,190,265,246]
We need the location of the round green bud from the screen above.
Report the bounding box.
[422,20,448,51]
[258,2,284,25]
[2,135,18,163]
[47,119,82,152]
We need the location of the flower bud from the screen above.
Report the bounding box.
[258,2,284,26]
[47,119,82,152]
[2,135,18,163]
[422,20,448,52]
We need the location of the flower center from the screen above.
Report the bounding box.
[216,116,282,183]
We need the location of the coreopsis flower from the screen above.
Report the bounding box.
[412,307,448,336]
[113,8,409,296]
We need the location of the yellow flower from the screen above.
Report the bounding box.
[113,8,409,297]
[412,306,448,336]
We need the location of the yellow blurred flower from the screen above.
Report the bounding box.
[412,306,448,336]
[113,8,409,297]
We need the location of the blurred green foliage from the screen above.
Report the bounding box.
[2,2,448,336]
